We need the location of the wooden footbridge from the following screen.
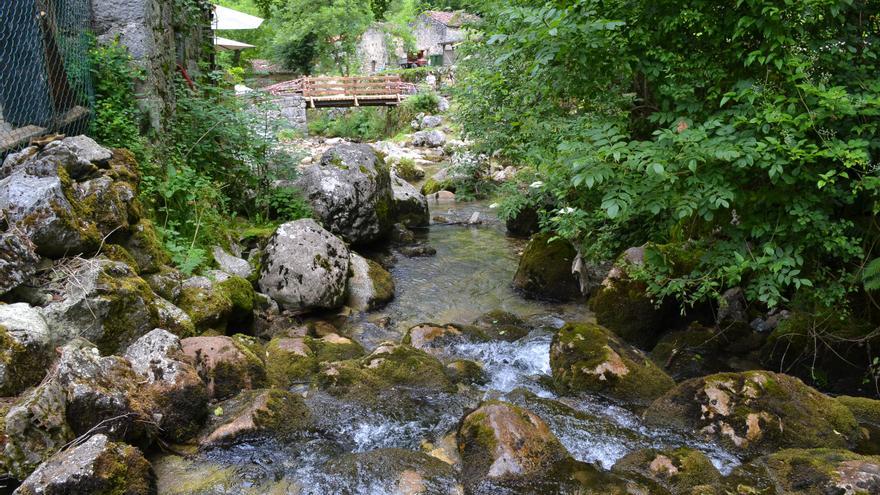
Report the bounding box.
[265,75,418,108]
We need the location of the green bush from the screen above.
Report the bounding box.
[88,39,146,158]
[308,108,390,141]
[457,0,880,313]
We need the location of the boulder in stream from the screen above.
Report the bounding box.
[611,447,721,494]
[199,389,312,447]
[323,448,462,495]
[346,252,395,311]
[390,172,429,228]
[265,334,364,388]
[513,233,581,301]
[181,335,267,400]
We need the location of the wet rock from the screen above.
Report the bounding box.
[176,274,255,332]
[14,434,154,495]
[181,336,267,400]
[649,322,764,381]
[120,219,169,274]
[199,389,312,447]
[724,448,880,495]
[323,448,462,495]
[471,310,530,342]
[258,219,350,312]
[644,370,861,458]
[296,144,394,244]
[0,303,53,396]
[445,359,487,385]
[39,258,163,354]
[124,329,208,442]
[211,246,252,279]
[837,395,880,455]
[611,447,721,494]
[717,287,748,325]
[504,205,539,237]
[405,323,465,352]
[346,252,395,311]
[391,223,417,244]
[265,334,364,388]
[391,172,429,228]
[398,244,436,257]
[0,225,39,295]
[412,129,447,148]
[513,233,581,301]
[550,322,675,406]
[458,401,568,484]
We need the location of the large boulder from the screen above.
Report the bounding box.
[513,233,581,301]
[724,448,880,495]
[38,258,165,354]
[14,434,154,495]
[124,329,208,442]
[258,219,350,312]
[611,447,721,494]
[837,395,880,455]
[265,334,364,388]
[390,172,429,228]
[180,336,267,400]
[198,389,312,447]
[644,370,861,458]
[550,322,675,406]
[412,130,446,148]
[176,274,255,332]
[346,252,394,311]
[0,224,39,295]
[649,322,764,381]
[0,304,53,396]
[295,144,394,244]
[121,219,170,274]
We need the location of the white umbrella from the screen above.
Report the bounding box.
[213,5,264,30]
[214,36,256,50]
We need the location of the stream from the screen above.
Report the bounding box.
[154,200,739,494]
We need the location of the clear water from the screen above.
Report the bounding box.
[153,201,738,494]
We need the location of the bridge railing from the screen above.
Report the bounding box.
[265,75,418,99]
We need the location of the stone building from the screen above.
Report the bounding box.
[356,24,405,74]
[412,11,478,66]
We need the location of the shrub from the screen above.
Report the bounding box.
[88,39,146,158]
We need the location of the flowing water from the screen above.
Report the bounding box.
[154,201,739,494]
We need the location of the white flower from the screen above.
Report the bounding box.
[529,181,544,189]
[489,203,499,209]
[558,207,576,214]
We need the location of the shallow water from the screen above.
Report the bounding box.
[154,200,739,494]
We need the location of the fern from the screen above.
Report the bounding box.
[863,258,880,291]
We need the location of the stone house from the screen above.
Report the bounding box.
[412,11,478,66]
[356,25,404,74]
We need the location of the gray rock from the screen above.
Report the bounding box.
[153,297,195,338]
[40,258,160,354]
[437,96,450,112]
[145,266,183,302]
[412,129,446,148]
[258,219,351,312]
[296,144,394,244]
[0,225,39,295]
[420,115,443,129]
[13,434,154,495]
[124,329,207,441]
[346,252,394,312]
[211,246,252,279]
[57,135,113,164]
[73,175,139,237]
[390,172,429,228]
[0,304,53,396]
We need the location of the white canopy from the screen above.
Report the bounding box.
[213,5,264,30]
[214,36,256,51]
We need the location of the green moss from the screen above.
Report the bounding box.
[95,265,160,355]
[153,456,236,495]
[588,275,667,348]
[420,177,454,195]
[90,441,154,495]
[472,310,530,342]
[122,219,170,274]
[612,447,720,494]
[551,322,675,406]
[366,259,394,306]
[177,286,232,332]
[265,337,317,388]
[513,233,581,301]
[445,359,487,385]
[217,276,256,317]
[0,326,48,396]
[101,244,140,273]
[253,389,313,436]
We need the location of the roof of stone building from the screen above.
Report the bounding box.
[423,11,480,28]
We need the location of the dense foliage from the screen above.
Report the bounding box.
[458,0,880,315]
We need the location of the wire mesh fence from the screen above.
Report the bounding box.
[0,0,94,154]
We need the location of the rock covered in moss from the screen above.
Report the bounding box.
[404,323,466,353]
[3,380,74,480]
[295,144,394,244]
[458,401,569,485]
[265,334,364,388]
[550,322,675,406]
[445,359,487,385]
[38,258,166,354]
[323,448,462,495]
[14,434,154,495]
[176,274,255,332]
[837,395,880,455]
[724,448,880,495]
[0,224,39,295]
[390,172,429,228]
[181,336,266,400]
[513,233,581,301]
[72,173,139,238]
[649,322,763,381]
[471,310,530,342]
[153,297,196,338]
[144,266,183,303]
[124,329,208,442]
[258,219,350,312]
[644,371,861,458]
[199,389,312,447]
[122,219,170,274]
[0,303,53,396]
[346,252,394,311]
[611,447,720,494]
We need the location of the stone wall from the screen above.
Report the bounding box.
[90,0,212,131]
[356,25,405,74]
[413,16,447,57]
[267,96,307,132]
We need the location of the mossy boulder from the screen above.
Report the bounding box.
[265,334,364,388]
[323,448,462,494]
[181,336,267,400]
[445,359,487,385]
[199,389,313,447]
[0,304,53,396]
[650,322,763,381]
[390,172,429,228]
[724,448,880,495]
[611,447,721,494]
[346,252,395,311]
[471,310,530,342]
[837,395,880,455]
[513,233,581,301]
[176,274,255,332]
[550,322,675,406]
[420,177,454,196]
[644,371,861,458]
[144,265,183,303]
[121,218,170,274]
[15,434,154,495]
